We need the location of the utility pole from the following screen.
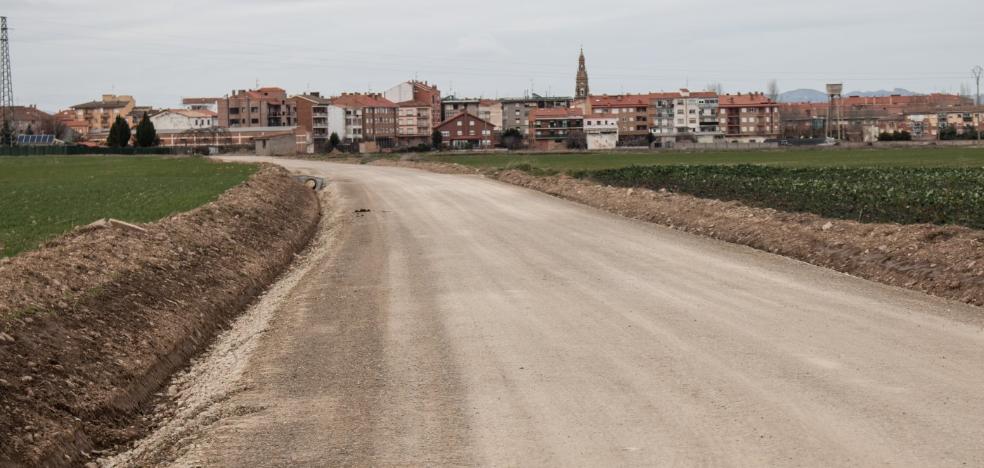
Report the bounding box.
[0,16,14,146]
[973,65,982,143]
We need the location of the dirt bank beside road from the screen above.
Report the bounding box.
[0,165,320,467]
[371,159,984,311]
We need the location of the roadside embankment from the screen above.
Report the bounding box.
[0,165,320,467]
[371,159,984,310]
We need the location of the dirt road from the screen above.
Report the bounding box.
[115,157,984,467]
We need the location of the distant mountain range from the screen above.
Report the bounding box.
[778,88,918,103]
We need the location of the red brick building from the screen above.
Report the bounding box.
[529,107,584,150]
[218,87,296,128]
[584,94,651,142]
[384,80,442,130]
[779,93,972,140]
[396,100,435,147]
[291,92,331,148]
[718,92,780,142]
[329,93,398,147]
[435,112,496,149]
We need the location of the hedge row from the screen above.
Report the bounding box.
[572,165,984,228]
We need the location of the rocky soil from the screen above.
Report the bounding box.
[0,165,320,467]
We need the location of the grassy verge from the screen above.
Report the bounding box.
[0,156,257,257]
[422,147,984,170]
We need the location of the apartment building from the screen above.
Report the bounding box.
[384,80,442,129]
[935,107,984,135]
[218,87,296,128]
[779,92,972,141]
[69,94,136,136]
[396,100,434,146]
[718,93,780,142]
[435,112,496,149]
[648,89,720,145]
[585,94,650,143]
[500,95,574,138]
[529,107,584,151]
[326,93,397,147]
[8,105,53,134]
[478,99,503,129]
[441,97,480,122]
[292,93,331,148]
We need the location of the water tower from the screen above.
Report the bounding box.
[825,83,843,140]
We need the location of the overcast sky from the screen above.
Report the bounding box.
[6,0,984,111]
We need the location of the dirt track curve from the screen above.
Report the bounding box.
[113,156,984,467]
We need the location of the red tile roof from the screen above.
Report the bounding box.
[243,87,288,100]
[435,111,496,129]
[397,100,432,108]
[588,94,651,107]
[530,107,583,119]
[10,106,53,121]
[718,93,778,107]
[331,93,396,108]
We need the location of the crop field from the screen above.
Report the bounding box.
[425,147,984,229]
[423,147,984,170]
[0,156,256,257]
[575,165,984,229]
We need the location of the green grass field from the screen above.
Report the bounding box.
[0,156,256,257]
[423,147,984,171]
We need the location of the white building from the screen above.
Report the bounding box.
[149,109,218,131]
[650,89,721,146]
[584,116,619,150]
[326,105,363,143]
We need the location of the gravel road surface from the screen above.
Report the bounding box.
[118,156,984,467]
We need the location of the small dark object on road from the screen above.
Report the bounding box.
[354,209,371,213]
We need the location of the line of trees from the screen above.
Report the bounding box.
[107,114,159,147]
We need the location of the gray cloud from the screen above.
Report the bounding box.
[4,0,983,111]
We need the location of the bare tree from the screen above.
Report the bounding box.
[565,129,587,150]
[37,116,69,140]
[766,80,780,101]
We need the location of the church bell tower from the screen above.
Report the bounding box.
[575,48,589,99]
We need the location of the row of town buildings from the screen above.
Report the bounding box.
[7,50,982,153]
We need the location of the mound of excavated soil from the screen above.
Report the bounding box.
[0,165,320,467]
[372,160,984,310]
